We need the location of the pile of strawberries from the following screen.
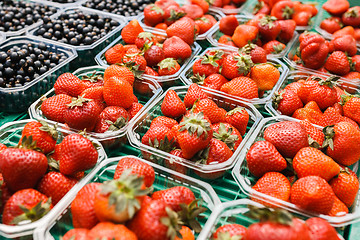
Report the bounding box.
[187,48,281,100]
[320,0,360,42]
[244,119,360,216]
[0,120,100,225]
[140,84,250,176]
[142,0,218,36]
[212,207,340,240]
[210,0,246,11]
[251,0,318,27]
[215,14,296,55]
[292,31,360,78]
[40,65,146,135]
[61,157,204,240]
[105,19,195,77]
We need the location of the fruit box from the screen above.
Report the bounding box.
[127,85,263,180]
[33,0,84,9]
[94,28,202,88]
[32,156,221,240]
[0,119,107,239]
[209,1,248,16]
[28,65,163,150]
[0,0,60,38]
[197,199,345,240]
[136,8,225,41]
[28,6,126,66]
[180,46,289,106]
[241,0,322,31]
[0,36,77,113]
[232,115,360,227]
[206,15,299,59]
[265,69,360,118]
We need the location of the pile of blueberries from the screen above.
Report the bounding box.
[0,43,68,88]
[83,0,155,17]
[34,10,120,46]
[0,0,58,33]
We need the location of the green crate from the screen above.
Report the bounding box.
[0,112,29,126]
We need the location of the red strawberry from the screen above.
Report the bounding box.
[142,124,176,153]
[258,16,281,42]
[202,73,228,91]
[163,36,192,61]
[121,20,144,44]
[278,19,296,43]
[225,107,249,136]
[183,83,208,108]
[263,40,286,55]
[94,106,129,133]
[342,94,360,125]
[163,5,186,26]
[62,229,89,240]
[322,0,349,16]
[221,52,254,79]
[144,44,165,67]
[166,17,196,45]
[144,4,165,27]
[161,89,186,118]
[246,141,287,177]
[320,17,342,34]
[2,189,52,225]
[134,32,158,50]
[299,119,325,147]
[40,94,73,123]
[324,51,351,76]
[306,217,340,240]
[88,222,137,240]
[352,55,360,72]
[54,73,86,97]
[0,147,47,192]
[150,116,178,129]
[80,86,105,109]
[221,76,259,100]
[213,224,247,240]
[212,122,242,151]
[181,4,203,20]
[264,121,309,158]
[127,102,143,119]
[239,43,267,64]
[331,35,357,57]
[193,98,226,124]
[195,15,216,34]
[122,53,147,71]
[273,89,303,116]
[329,195,349,217]
[0,173,12,212]
[114,157,155,187]
[152,186,195,211]
[105,43,126,64]
[103,64,135,85]
[58,134,99,176]
[199,138,233,164]
[37,172,78,205]
[144,66,159,76]
[103,76,134,109]
[156,0,180,10]
[219,15,239,36]
[192,50,223,77]
[342,6,360,27]
[158,58,181,76]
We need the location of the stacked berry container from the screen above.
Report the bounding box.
[33,0,84,8]
[32,156,221,240]
[0,119,106,239]
[0,36,77,113]
[29,65,163,149]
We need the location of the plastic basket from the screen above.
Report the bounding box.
[127,85,263,180]
[232,115,360,227]
[32,156,221,240]
[209,2,248,16]
[0,36,78,113]
[180,46,289,106]
[206,15,299,59]
[32,0,84,8]
[0,119,107,239]
[28,65,163,150]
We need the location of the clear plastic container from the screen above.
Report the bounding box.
[32,156,221,240]
[0,36,78,113]
[127,85,263,180]
[265,70,360,117]
[32,0,84,8]
[0,119,107,239]
[232,115,360,227]
[209,3,248,16]
[136,8,225,41]
[241,0,321,31]
[0,0,60,37]
[197,199,345,240]
[206,15,299,59]
[28,65,163,150]
[180,46,289,106]
[94,28,201,89]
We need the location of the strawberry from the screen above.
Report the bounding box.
[322,0,349,16]
[94,170,151,223]
[71,183,101,229]
[232,25,258,48]
[239,43,267,64]
[2,189,52,225]
[299,33,329,70]
[88,222,137,240]
[198,138,233,164]
[183,83,208,108]
[299,120,325,147]
[156,0,180,10]
[273,89,303,116]
[250,63,280,91]
[262,40,286,55]
[121,19,144,44]
[202,73,228,91]
[290,176,335,215]
[152,186,195,211]
[144,4,165,27]
[325,122,360,166]
[328,195,349,217]
[181,4,204,20]
[193,98,226,124]
[192,51,223,77]
[320,17,342,34]
[135,32,158,50]
[103,64,135,85]
[278,19,296,42]
[306,217,340,240]
[54,73,86,97]
[151,116,178,129]
[41,94,72,123]
[221,52,254,79]
[80,86,105,109]
[220,76,259,99]
[218,35,236,47]
[161,89,186,118]
[128,102,143,119]
[0,173,12,212]
[342,6,360,27]
[212,122,242,151]
[252,172,291,204]
[37,172,78,205]
[142,123,176,153]
[195,16,214,35]
[0,143,6,151]
[103,76,134,109]
[342,94,360,125]
[144,66,159,76]
[330,166,359,208]
[114,157,155,188]
[225,107,249,136]
[122,53,147,71]
[163,5,186,26]
[352,55,360,72]
[246,141,287,177]
[0,147,47,192]
[105,43,126,65]
[94,106,129,133]
[19,120,57,154]
[166,17,196,45]
[213,224,247,240]
[163,36,192,61]
[158,58,181,76]
[58,133,98,176]
[270,0,294,20]
[264,121,309,158]
[62,229,89,240]
[177,112,213,159]
[319,106,343,127]
[293,147,340,181]
[191,0,209,14]
[293,11,312,26]
[219,15,239,36]
[292,108,323,125]
[258,16,281,42]
[324,51,350,76]
[144,44,165,67]
[331,35,357,57]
